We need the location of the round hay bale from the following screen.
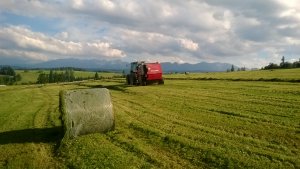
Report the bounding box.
[60,88,114,138]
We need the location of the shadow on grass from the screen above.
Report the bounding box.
[89,84,130,92]
[0,127,64,145]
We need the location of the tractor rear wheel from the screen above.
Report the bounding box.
[129,74,136,85]
[158,79,164,85]
[126,75,130,85]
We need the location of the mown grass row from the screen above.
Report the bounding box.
[108,86,298,167]
[0,84,82,168]
[1,79,299,168]
[62,79,299,168]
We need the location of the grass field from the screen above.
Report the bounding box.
[164,68,300,82]
[0,69,299,168]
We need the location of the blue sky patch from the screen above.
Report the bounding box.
[0,12,60,35]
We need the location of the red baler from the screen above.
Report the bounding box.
[126,61,164,85]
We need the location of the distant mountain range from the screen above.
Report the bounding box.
[33,59,128,71]
[1,58,237,72]
[161,62,237,72]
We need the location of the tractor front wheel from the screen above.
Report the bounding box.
[126,75,130,85]
[158,79,164,85]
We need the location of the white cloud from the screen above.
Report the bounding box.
[0,25,125,61]
[0,0,300,67]
[276,0,299,8]
[72,0,84,9]
[179,39,199,51]
[0,49,48,61]
[86,41,125,57]
[100,0,116,11]
[55,31,69,40]
[113,28,200,55]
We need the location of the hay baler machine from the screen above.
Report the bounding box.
[126,61,164,85]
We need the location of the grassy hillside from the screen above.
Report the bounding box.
[0,71,299,168]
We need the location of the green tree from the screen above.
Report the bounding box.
[293,60,300,68]
[264,63,279,69]
[37,73,49,84]
[58,72,64,82]
[0,76,14,85]
[0,66,22,85]
[14,74,22,82]
[281,56,285,65]
[231,65,235,72]
[70,69,75,81]
[281,62,293,69]
[64,69,75,82]
[0,66,16,76]
[49,70,54,83]
[94,72,100,80]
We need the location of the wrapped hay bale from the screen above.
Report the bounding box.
[60,88,114,138]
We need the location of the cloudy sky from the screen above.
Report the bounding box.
[0,0,300,68]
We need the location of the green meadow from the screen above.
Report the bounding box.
[15,70,121,84]
[0,69,299,168]
[164,68,300,82]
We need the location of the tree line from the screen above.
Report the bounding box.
[36,69,102,84]
[37,69,77,84]
[263,56,300,69]
[0,66,21,85]
[227,65,246,72]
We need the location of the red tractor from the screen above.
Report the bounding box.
[126,61,164,85]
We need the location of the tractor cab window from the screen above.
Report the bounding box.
[131,62,138,72]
